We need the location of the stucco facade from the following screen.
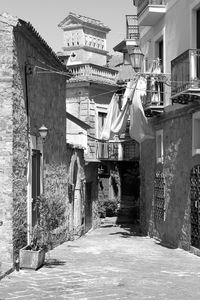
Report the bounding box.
[58,12,110,66]
[133,0,200,251]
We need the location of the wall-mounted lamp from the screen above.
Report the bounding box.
[128,45,144,72]
[39,124,48,142]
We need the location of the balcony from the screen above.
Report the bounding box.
[67,63,118,86]
[142,74,165,116]
[96,140,140,161]
[171,49,200,104]
[136,0,166,26]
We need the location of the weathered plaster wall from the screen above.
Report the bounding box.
[141,104,200,249]
[66,82,116,160]
[45,146,85,246]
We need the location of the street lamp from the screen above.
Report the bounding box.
[127,45,144,72]
[38,124,48,142]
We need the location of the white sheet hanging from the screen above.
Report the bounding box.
[111,79,138,135]
[100,93,119,140]
[121,80,138,110]
[129,77,155,143]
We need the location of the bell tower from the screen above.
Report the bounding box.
[58,12,110,66]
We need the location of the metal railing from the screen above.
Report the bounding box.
[96,140,140,161]
[126,15,140,40]
[67,63,118,85]
[137,0,166,18]
[171,49,200,97]
[142,77,164,109]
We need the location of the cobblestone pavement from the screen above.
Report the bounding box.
[1,220,200,299]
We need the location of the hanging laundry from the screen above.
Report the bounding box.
[129,77,155,143]
[100,93,119,140]
[121,80,137,110]
[111,79,138,135]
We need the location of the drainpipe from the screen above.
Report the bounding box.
[24,63,32,245]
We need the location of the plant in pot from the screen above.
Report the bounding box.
[19,193,66,270]
[19,223,46,270]
[19,195,49,270]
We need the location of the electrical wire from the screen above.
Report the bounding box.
[35,65,73,77]
[27,58,200,99]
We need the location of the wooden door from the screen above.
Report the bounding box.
[32,150,41,227]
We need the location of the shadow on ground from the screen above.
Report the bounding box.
[44,259,66,268]
[109,223,145,238]
[154,241,177,249]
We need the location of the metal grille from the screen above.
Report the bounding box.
[154,171,165,221]
[123,141,140,160]
[190,165,200,249]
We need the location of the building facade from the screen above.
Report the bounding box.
[132,0,200,252]
[58,12,141,225]
[0,12,87,278]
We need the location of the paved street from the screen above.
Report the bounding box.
[1,219,200,299]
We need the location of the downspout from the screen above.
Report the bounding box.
[25,62,32,245]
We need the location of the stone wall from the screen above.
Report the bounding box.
[141,104,200,249]
[0,13,73,277]
[0,14,17,277]
[12,21,70,253]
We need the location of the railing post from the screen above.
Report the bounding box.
[118,142,123,160]
[190,51,197,80]
[190,50,197,86]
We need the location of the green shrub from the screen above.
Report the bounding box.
[31,194,66,251]
[99,200,118,218]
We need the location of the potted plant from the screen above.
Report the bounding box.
[19,193,66,270]
[19,223,46,270]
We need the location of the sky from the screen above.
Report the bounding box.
[0,0,136,54]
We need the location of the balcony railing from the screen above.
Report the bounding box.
[171,49,200,101]
[67,63,118,85]
[96,140,140,161]
[142,73,165,116]
[126,15,140,40]
[137,0,166,17]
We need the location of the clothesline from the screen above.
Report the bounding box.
[100,77,155,143]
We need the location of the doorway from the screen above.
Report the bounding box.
[85,182,93,233]
[32,149,41,227]
[117,161,140,224]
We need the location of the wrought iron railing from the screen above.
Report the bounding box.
[67,64,118,85]
[126,15,140,40]
[96,140,140,161]
[137,0,166,18]
[171,49,200,97]
[142,75,164,110]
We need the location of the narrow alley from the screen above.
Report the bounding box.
[1,219,200,300]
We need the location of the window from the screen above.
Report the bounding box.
[156,129,163,163]
[98,112,107,138]
[154,171,165,222]
[197,9,200,78]
[192,111,200,156]
[155,37,164,105]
